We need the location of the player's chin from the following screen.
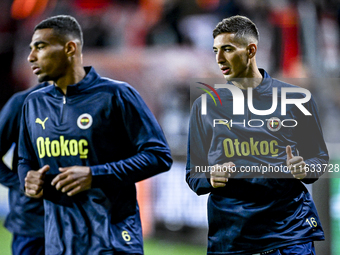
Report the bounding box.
[224,74,237,81]
[37,74,49,83]
[224,74,232,81]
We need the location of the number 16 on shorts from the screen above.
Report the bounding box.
[305,217,318,228]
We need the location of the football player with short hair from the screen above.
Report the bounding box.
[19,15,172,255]
[186,15,328,255]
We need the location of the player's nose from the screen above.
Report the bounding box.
[27,49,37,63]
[216,50,226,64]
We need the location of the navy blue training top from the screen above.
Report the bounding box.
[186,69,329,254]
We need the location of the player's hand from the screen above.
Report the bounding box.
[25,165,50,198]
[210,162,235,188]
[51,166,92,196]
[286,145,307,180]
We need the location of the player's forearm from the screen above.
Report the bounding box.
[17,159,33,191]
[185,164,212,195]
[91,149,172,187]
[302,156,329,183]
[0,161,20,188]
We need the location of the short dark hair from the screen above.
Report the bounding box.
[35,15,83,46]
[213,15,259,44]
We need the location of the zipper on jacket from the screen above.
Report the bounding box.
[243,89,251,120]
[61,95,66,123]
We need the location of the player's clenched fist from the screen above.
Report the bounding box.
[210,162,235,188]
[286,145,307,180]
[25,165,50,198]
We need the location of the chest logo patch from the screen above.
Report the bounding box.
[267,117,282,132]
[35,117,49,130]
[77,113,93,130]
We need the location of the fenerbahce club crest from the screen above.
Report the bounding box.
[77,113,93,130]
[267,117,281,132]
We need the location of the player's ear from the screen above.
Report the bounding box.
[247,43,257,59]
[65,41,77,57]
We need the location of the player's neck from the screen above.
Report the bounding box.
[231,64,263,90]
[55,66,86,95]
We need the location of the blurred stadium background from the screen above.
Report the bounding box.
[1,0,340,254]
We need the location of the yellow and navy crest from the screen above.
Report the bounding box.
[267,117,281,132]
[77,113,93,130]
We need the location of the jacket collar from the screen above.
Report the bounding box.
[253,68,273,95]
[225,69,273,97]
[51,66,100,97]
